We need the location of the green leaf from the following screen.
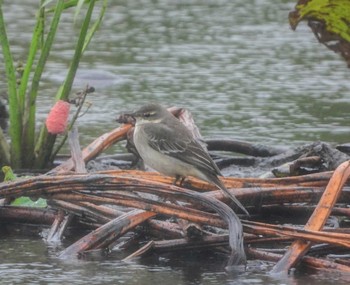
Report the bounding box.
[46,0,91,13]
[0,4,22,167]
[1,166,47,207]
[56,0,96,101]
[290,0,350,41]
[11,197,47,208]
[35,0,97,168]
[74,0,86,22]
[289,0,350,66]
[42,0,55,8]
[82,0,108,52]
[1,165,16,182]
[22,0,65,168]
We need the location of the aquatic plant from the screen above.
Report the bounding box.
[0,0,107,169]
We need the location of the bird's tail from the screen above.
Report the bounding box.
[209,175,249,215]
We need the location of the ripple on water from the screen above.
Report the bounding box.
[0,2,350,282]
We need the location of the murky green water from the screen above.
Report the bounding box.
[2,0,350,147]
[1,235,348,285]
[1,0,350,284]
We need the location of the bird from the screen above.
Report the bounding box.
[129,103,249,215]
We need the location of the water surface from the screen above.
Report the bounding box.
[1,0,349,284]
[2,0,349,147]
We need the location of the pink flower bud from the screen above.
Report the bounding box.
[46,100,70,134]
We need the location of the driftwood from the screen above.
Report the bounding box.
[1,107,350,275]
[1,168,350,273]
[271,160,350,274]
[47,127,85,243]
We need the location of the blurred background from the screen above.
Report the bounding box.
[1,0,350,153]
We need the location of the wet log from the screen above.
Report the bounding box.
[47,210,73,242]
[59,209,155,258]
[0,205,56,225]
[145,219,184,239]
[0,172,246,265]
[247,247,350,273]
[271,160,350,274]
[123,234,231,261]
[48,199,113,224]
[206,139,285,157]
[243,220,350,248]
[1,107,345,274]
[49,124,131,174]
[1,121,350,274]
[47,127,86,243]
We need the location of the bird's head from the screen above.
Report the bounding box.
[130,103,169,124]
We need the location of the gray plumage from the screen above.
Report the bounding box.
[131,103,248,215]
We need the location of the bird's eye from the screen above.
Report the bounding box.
[143,111,155,118]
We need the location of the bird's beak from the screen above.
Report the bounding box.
[126,112,136,119]
[116,111,136,125]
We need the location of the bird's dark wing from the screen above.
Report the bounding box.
[142,122,221,176]
[142,121,249,215]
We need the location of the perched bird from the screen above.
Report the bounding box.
[130,103,248,215]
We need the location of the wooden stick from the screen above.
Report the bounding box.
[243,220,350,248]
[271,160,350,274]
[50,124,131,173]
[59,209,155,258]
[248,247,350,273]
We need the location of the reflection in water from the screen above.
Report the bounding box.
[1,236,349,285]
[1,0,350,284]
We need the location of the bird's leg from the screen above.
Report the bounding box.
[173,175,186,187]
[171,176,204,239]
[173,175,181,185]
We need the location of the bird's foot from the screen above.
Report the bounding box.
[173,175,186,187]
